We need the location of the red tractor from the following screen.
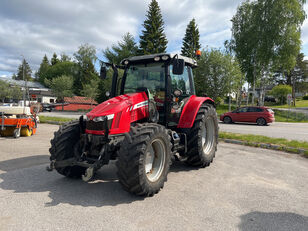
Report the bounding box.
[47,53,218,196]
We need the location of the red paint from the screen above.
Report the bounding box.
[177,95,214,128]
[86,92,149,135]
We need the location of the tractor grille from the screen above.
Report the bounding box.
[86,119,113,131]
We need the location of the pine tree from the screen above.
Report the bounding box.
[51,53,59,65]
[103,32,138,64]
[16,59,32,81]
[36,55,50,84]
[181,19,201,58]
[139,0,168,54]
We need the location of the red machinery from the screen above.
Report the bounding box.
[47,53,218,196]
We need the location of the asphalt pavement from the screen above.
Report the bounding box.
[0,124,307,231]
[219,122,308,142]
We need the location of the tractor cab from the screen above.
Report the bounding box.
[100,53,198,128]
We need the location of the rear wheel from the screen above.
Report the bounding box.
[257,117,266,126]
[13,128,21,138]
[49,121,86,178]
[185,103,218,167]
[223,116,232,124]
[116,123,171,196]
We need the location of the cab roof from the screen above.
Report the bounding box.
[121,53,198,67]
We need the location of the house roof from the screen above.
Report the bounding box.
[64,96,98,105]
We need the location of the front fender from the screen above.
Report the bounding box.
[177,95,215,128]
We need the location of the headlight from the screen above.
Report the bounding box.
[92,114,114,122]
[93,116,106,122]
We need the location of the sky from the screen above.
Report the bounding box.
[0,0,307,78]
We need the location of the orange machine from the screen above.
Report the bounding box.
[0,106,37,138]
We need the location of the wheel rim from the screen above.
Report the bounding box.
[201,117,215,155]
[258,118,264,125]
[144,138,166,182]
[224,117,230,123]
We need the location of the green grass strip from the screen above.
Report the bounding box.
[39,115,74,124]
[219,131,308,157]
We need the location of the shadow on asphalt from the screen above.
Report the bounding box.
[238,211,308,231]
[0,156,198,207]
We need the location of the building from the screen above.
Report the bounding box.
[54,96,98,111]
[1,77,57,104]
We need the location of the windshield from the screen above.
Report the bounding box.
[123,63,165,96]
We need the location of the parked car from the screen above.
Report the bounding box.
[264,96,276,103]
[220,106,275,126]
[41,103,54,112]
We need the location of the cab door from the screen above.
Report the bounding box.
[168,65,194,127]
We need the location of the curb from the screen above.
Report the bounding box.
[219,138,308,157]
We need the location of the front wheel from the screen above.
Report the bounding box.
[116,123,171,196]
[223,116,232,124]
[49,121,86,178]
[185,103,218,167]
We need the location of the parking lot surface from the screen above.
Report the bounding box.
[219,122,308,142]
[0,124,307,231]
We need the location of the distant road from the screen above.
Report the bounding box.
[39,111,83,119]
[219,122,308,142]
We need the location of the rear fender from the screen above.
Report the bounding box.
[177,95,215,128]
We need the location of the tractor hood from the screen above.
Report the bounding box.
[86,92,149,135]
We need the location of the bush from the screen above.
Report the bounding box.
[303,95,308,100]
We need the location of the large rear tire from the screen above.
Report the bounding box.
[185,103,218,167]
[116,123,171,196]
[49,121,86,178]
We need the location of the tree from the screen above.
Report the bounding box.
[36,55,50,84]
[60,53,71,62]
[81,79,99,108]
[181,18,201,58]
[51,53,59,65]
[103,32,138,64]
[73,43,99,94]
[45,75,74,110]
[230,0,306,105]
[194,49,243,103]
[16,59,32,81]
[139,0,168,54]
[0,80,10,102]
[287,53,308,106]
[270,85,292,104]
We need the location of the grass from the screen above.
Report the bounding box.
[216,104,237,115]
[268,99,308,108]
[219,131,308,156]
[39,115,74,124]
[273,109,308,123]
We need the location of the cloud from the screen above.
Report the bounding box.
[0,0,307,76]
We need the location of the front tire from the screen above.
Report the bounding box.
[223,116,232,124]
[49,121,86,178]
[185,103,218,167]
[116,123,171,196]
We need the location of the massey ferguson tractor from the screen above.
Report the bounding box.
[47,53,218,196]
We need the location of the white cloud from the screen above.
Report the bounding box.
[0,0,307,76]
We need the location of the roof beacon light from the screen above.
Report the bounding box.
[161,55,169,61]
[154,56,160,61]
[196,50,201,59]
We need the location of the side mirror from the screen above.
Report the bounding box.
[100,63,107,79]
[172,58,185,75]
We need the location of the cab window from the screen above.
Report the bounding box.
[170,65,192,96]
